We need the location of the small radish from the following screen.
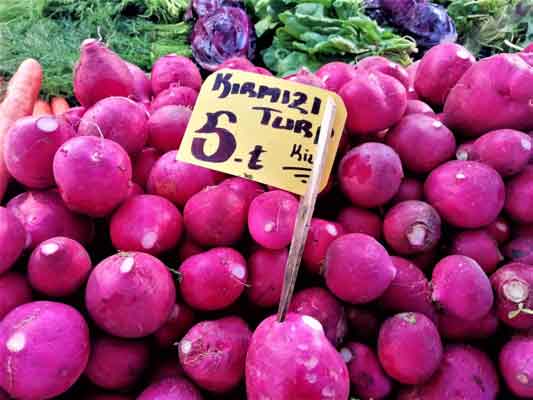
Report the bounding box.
[0,206,26,274]
[179,247,247,311]
[0,272,32,320]
[53,136,132,217]
[247,247,287,308]
[28,237,92,297]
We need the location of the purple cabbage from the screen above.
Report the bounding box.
[366,0,457,49]
[191,6,256,71]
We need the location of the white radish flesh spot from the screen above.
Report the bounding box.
[521,138,532,151]
[407,224,427,247]
[91,152,103,162]
[231,265,246,280]
[325,224,338,236]
[302,315,323,332]
[6,332,26,353]
[455,172,466,180]
[264,222,274,233]
[432,121,443,128]
[456,49,471,60]
[36,117,59,133]
[181,340,192,354]
[141,232,158,250]
[340,348,353,363]
[503,280,529,303]
[496,222,508,232]
[41,242,60,256]
[120,257,135,273]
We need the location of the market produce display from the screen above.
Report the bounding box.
[1,0,533,398]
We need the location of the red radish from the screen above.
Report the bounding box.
[125,62,151,105]
[336,206,382,239]
[132,147,160,189]
[451,230,503,274]
[0,301,90,399]
[383,200,441,255]
[386,114,456,173]
[147,151,221,207]
[345,306,380,342]
[246,247,287,308]
[78,96,149,155]
[499,336,533,398]
[303,219,344,274]
[245,313,350,400]
[315,62,357,92]
[339,143,404,208]
[406,60,419,86]
[179,247,247,311]
[324,233,396,304]
[470,129,531,176]
[390,177,424,205]
[0,206,26,274]
[0,272,32,320]
[85,252,176,338]
[147,105,191,152]
[151,54,202,95]
[505,236,533,265]
[7,190,94,249]
[28,237,92,297]
[357,56,409,88]
[74,39,134,107]
[398,345,499,400]
[53,136,132,217]
[491,263,533,329]
[178,237,205,263]
[149,84,198,112]
[248,190,299,250]
[404,99,435,116]
[62,106,86,131]
[184,184,247,246]
[4,115,75,188]
[110,194,183,255]
[438,308,499,340]
[284,68,325,88]
[443,53,533,136]
[85,335,149,390]
[378,256,436,321]
[138,377,202,400]
[342,342,392,399]
[339,71,407,135]
[424,160,505,228]
[179,316,251,393]
[378,312,442,385]
[486,216,511,244]
[432,255,494,321]
[289,287,347,346]
[154,302,195,348]
[505,166,533,223]
[414,43,475,107]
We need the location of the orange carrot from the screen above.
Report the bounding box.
[32,99,52,116]
[0,59,42,201]
[51,96,70,115]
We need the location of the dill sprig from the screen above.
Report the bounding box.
[0,0,192,99]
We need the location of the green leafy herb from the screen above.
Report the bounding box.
[0,0,192,99]
[248,0,416,76]
[443,0,533,56]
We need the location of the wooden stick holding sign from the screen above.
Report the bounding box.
[277,97,337,322]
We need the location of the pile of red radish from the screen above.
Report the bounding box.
[0,37,532,400]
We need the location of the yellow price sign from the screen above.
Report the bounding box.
[177,69,347,195]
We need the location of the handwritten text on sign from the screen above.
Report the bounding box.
[177,69,347,195]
